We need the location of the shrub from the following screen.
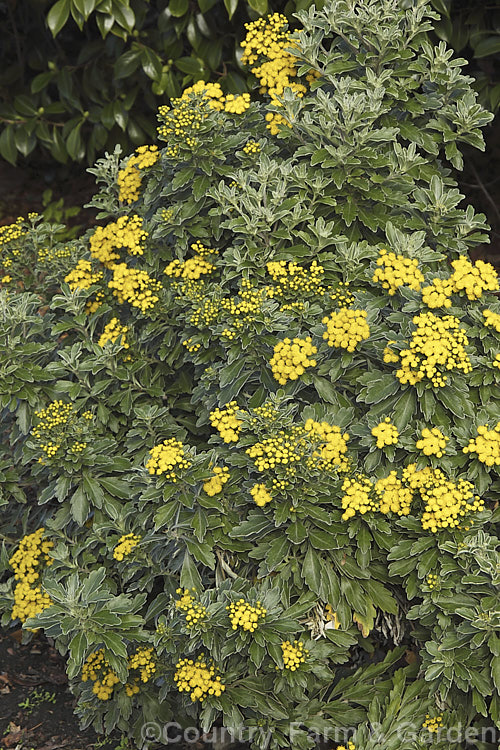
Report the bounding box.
[1,1,500,748]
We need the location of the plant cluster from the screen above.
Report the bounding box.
[0,1,499,749]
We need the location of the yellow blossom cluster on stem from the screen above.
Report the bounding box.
[203,466,230,495]
[157,81,250,142]
[174,655,225,702]
[250,483,273,507]
[403,464,483,532]
[383,341,399,363]
[90,215,148,265]
[38,246,72,264]
[98,318,130,349]
[375,472,413,516]
[82,650,120,700]
[416,427,449,457]
[165,255,216,281]
[246,425,306,472]
[372,248,424,295]
[126,647,156,696]
[322,309,370,351]
[280,640,308,670]
[241,13,306,134]
[108,262,162,313]
[396,312,472,387]
[146,438,191,480]
[209,401,243,443]
[422,257,499,308]
[330,281,354,308]
[226,599,266,632]
[341,475,378,520]
[336,743,355,750]
[9,528,54,625]
[113,533,141,561]
[266,260,326,299]
[426,574,438,589]
[243,140,261,154]
[483,309,500,333]
[371,418,399,448]
[175,588,207,628]
[463,423,500,466]
[423,715,443,733]
[269,336,317,384]
[0,217,25,248]
[304,419,350,472]
[118,145,159,204]
[64,259,103,291]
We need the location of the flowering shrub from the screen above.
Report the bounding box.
[1,1,500,749]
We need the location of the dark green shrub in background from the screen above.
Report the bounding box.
[1,0,499,166]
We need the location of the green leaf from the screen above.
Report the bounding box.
[301,545,322,595]
[474,36,500,59]
[430,0,450,18]
[83,474,105,508]
[71,484,89,524]
[357,373,400,404]
[0,126,17,165]
[101,632,128,658]
[66,121,84,160]
[223,0,238,19]
[170,0,189,16]
[141,47,163,80]
[180,550,202,591]
[47,0,71,36]
[111,0,135,31]
[248,0,267,14]
[492,655,500,694]
[114,49,142,79]
[186,539,215,569]
[175,57,205,77]
[286,520,308,545]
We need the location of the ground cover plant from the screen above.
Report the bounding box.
[1,0,500,748]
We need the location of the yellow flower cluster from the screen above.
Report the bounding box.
[32,400,75,459]
[38,246,72,264]
[375,472,413,516]
[449,257,499,300]
[108,262,161,313]
[266,260,326,299]
[383,341,399,363]
[90,215,147,265]
[241,14,306,131]
[209,402,243,442]
[246,426,305,471]
[280,640,308,670]
[0,218,24,248]
[330,281,354,308]
[175,588,207,628]
[421,277,454,308]
[463,423,500,466]
[426,574,438,589]
[416,427,448,457]
[270,336,317,384]
[372,249,424,295]
[304,419,350,472]
[371,418,399,448]
[227,599,266,632]
[64,259,103,291]
[322,309,370,351]
[113,533,140,561]
[336,743,355,750]
[243,140,260,154]
[117,145,159,204]
[494,354,500,370]
[174,655,225,702]
[396,312,471,387]
[423,715,443,733]
[341,475,377,520]
[82,650,120,700]
[165,255,215,280]
[422,258,499,308]
[403,464,483,532]
[146,438,191,480]
[126,647,156,696]
[250,483,273,507]
[9,528,54,625]
[182,337,201,353]
[203,466,230,495]
[158,81,250,141]
[98,318,130,349]
[483,309,500,333]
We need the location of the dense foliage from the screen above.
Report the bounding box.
[1,1,500,749]
[1,0,499,165]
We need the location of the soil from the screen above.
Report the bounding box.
[0,628,112,750]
